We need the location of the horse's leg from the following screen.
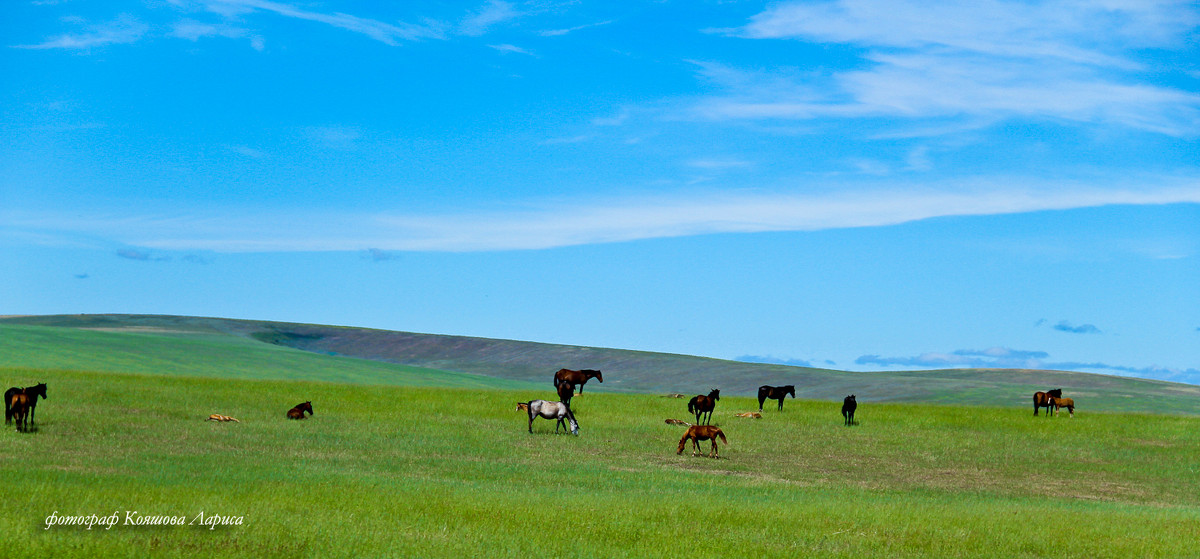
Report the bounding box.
[778,399,784,412]
[711,439,718,458]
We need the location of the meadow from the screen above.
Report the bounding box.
[5,360,1200,558]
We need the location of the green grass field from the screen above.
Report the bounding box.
[3,320,1200,557]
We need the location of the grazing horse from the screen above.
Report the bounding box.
[688,389,720,425]
[5,382,47,426]
[757,385,795,412]
[676,425,727,458]
[556,380,576,406]
[524,400,578,435]
[10,392,31,432]
[206,414,240,422]
[1050,397,1075,418]
[287,401,313,420]
[553,369,603,395]
[842,395,857,426]
[1033,389,1063,416]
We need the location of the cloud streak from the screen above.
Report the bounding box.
[14,15,148,50]
[7,177,1200,253]
[708,0,1200,135]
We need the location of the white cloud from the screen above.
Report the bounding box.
[15,14,147,50]
[460,0,519,37]
[8,177,1199,253]
[489,43,533,55]
[709,0,1200,136]
[540,20,613,37]
[195,0,445,45]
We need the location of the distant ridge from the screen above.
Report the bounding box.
[4,314,1199,413]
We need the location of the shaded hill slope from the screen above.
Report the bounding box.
[3,314,1198,413]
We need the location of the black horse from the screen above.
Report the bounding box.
[757,385,795,412]
[688,389,720,425]
[287,401,313,420]
[5,383,47,426]
[842,395,857,426]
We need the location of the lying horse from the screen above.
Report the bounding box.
[757,385,795,412]
[287,401,313,420]
[524,399,578,435]
[688,389,719,425]
[734,412,762,419]
[1033,389,1063,416]
[676,425,727,458]
[553,369,603,395]
[5,382,47,426]
[842,395,857,426]
[1050,397,1075,418]
[206,414,240,423]
[10,392,31,432]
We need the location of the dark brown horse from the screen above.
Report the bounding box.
[556,380,576,406]
[757,385,795,412]
[1033,389,1062,416]
[287,401,313,420]
[553,369,603,395]
[676,425,727,458]
[5,382,47,426]
[688,389,719,425]
[10,392,31,432]
[842,394,857,426]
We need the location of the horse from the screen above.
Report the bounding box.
[688,389,719,425]
[757,385,795,412]
[287,401,313,420]
[556,380,576,407]
[10,392,31,432]
[1033,389,1063,416]
[734,412,762,419]
[842,395,857,426]
[206,414,240,422]
[664,418,691,425]
[676,425,727,458]
[553,369,603,395]
[5,382,47,425]
[524,399,578,435]
[1050,396,1075,418]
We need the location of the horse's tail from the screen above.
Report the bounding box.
[687,398,697,414]
[716,429,728,446]
[4,391,11,425]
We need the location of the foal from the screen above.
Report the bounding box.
[676,425,727,458]
[287,401,313,420]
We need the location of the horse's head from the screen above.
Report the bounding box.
[302,401,313,414]
[1049,388,1063,398]
[586,370,603,383]
[785,385,795,398]
[709,389,720,400]
[32,382,48,399]
[845,394,856,403]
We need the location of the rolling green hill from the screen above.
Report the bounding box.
[2,314,1198,414]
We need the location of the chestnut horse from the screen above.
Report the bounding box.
[842,395,857,426]
[757,385,795,412]
[9,392,31,432]
[1033,389,1063,416]
[1050,396,1075,418]
[553,369,603,395]
[287,401,313,420]
[688,389,719,425]
[5,382,47,426]
[676,425,727,458]
[523,400,578,435]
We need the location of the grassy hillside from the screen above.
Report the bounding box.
[3,314,1199,414]
[0,323,534,390]
[4,366,1199,558]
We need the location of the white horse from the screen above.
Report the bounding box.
[522,400,578,435]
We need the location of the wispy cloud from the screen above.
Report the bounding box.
[540,20,612,37]
[1054,321,1102,334]
[192,0,445,45]
[460,0,519,37]
[488,43,533,55]
[170,19,265,50]
[8,176,1199,253]
[117,248,168,262]
[14,14,148,50]
[708,0,1200,135]
[735,355,814,367]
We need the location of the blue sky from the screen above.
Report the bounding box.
[2,1,1198,383]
